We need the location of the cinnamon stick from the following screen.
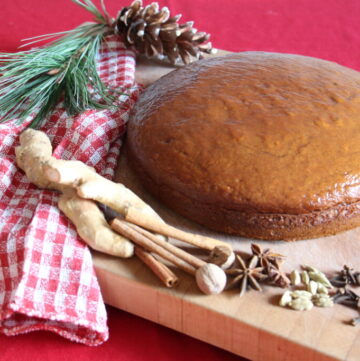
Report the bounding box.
[110,218,196,275]
[124,206,232,251]
[126,221,205,269]
[135,246,179,288]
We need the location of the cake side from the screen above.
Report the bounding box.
[126,147,360,240]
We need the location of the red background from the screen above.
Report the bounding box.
[1,0,360,360]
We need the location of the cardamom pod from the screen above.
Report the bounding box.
[290,270,301,285]
[316,282,329,294]
[302,264,318,272]
[301,270,310,285]
[292,290,313,299]
[312,294,334,308]
[308,271,333,289]
[279,290,292,307]
[307,280,318,295]
[289,297,314,311]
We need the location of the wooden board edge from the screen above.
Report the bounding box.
[94,263,340,361]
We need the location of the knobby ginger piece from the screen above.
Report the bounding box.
[15,129,67,191]
[43,157,165,224]
[15,128,135,258]
[59,191,134,257]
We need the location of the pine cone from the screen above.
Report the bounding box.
[114,0,215,64]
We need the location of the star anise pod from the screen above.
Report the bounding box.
[226,254,267,297]
[250,243,285,268]
[331,265,360,288]
[263,258,291,288]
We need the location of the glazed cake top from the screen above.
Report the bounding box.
[128,52,360,214]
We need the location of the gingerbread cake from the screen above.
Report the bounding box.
[126,52,360,240]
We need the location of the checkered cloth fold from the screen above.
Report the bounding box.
[0,36,141,345]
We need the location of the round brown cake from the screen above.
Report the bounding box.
[127,52,360,240]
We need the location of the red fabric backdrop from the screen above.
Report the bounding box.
[1,0,360,360]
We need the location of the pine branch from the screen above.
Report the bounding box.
[0,1,115,128]
[0,0,214,127]
[72,0,110,24]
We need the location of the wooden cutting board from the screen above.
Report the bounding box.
[92,52,360,361]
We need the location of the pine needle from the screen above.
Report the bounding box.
[0,0,117,128]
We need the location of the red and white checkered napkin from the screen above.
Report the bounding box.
[0,36,141,345]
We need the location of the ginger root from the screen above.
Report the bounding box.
[15,129,68,191]
[44,158,162,221]
[15,129,165,258]
[59,190,133,257]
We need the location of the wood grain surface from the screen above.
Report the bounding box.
[92,53,360,361]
